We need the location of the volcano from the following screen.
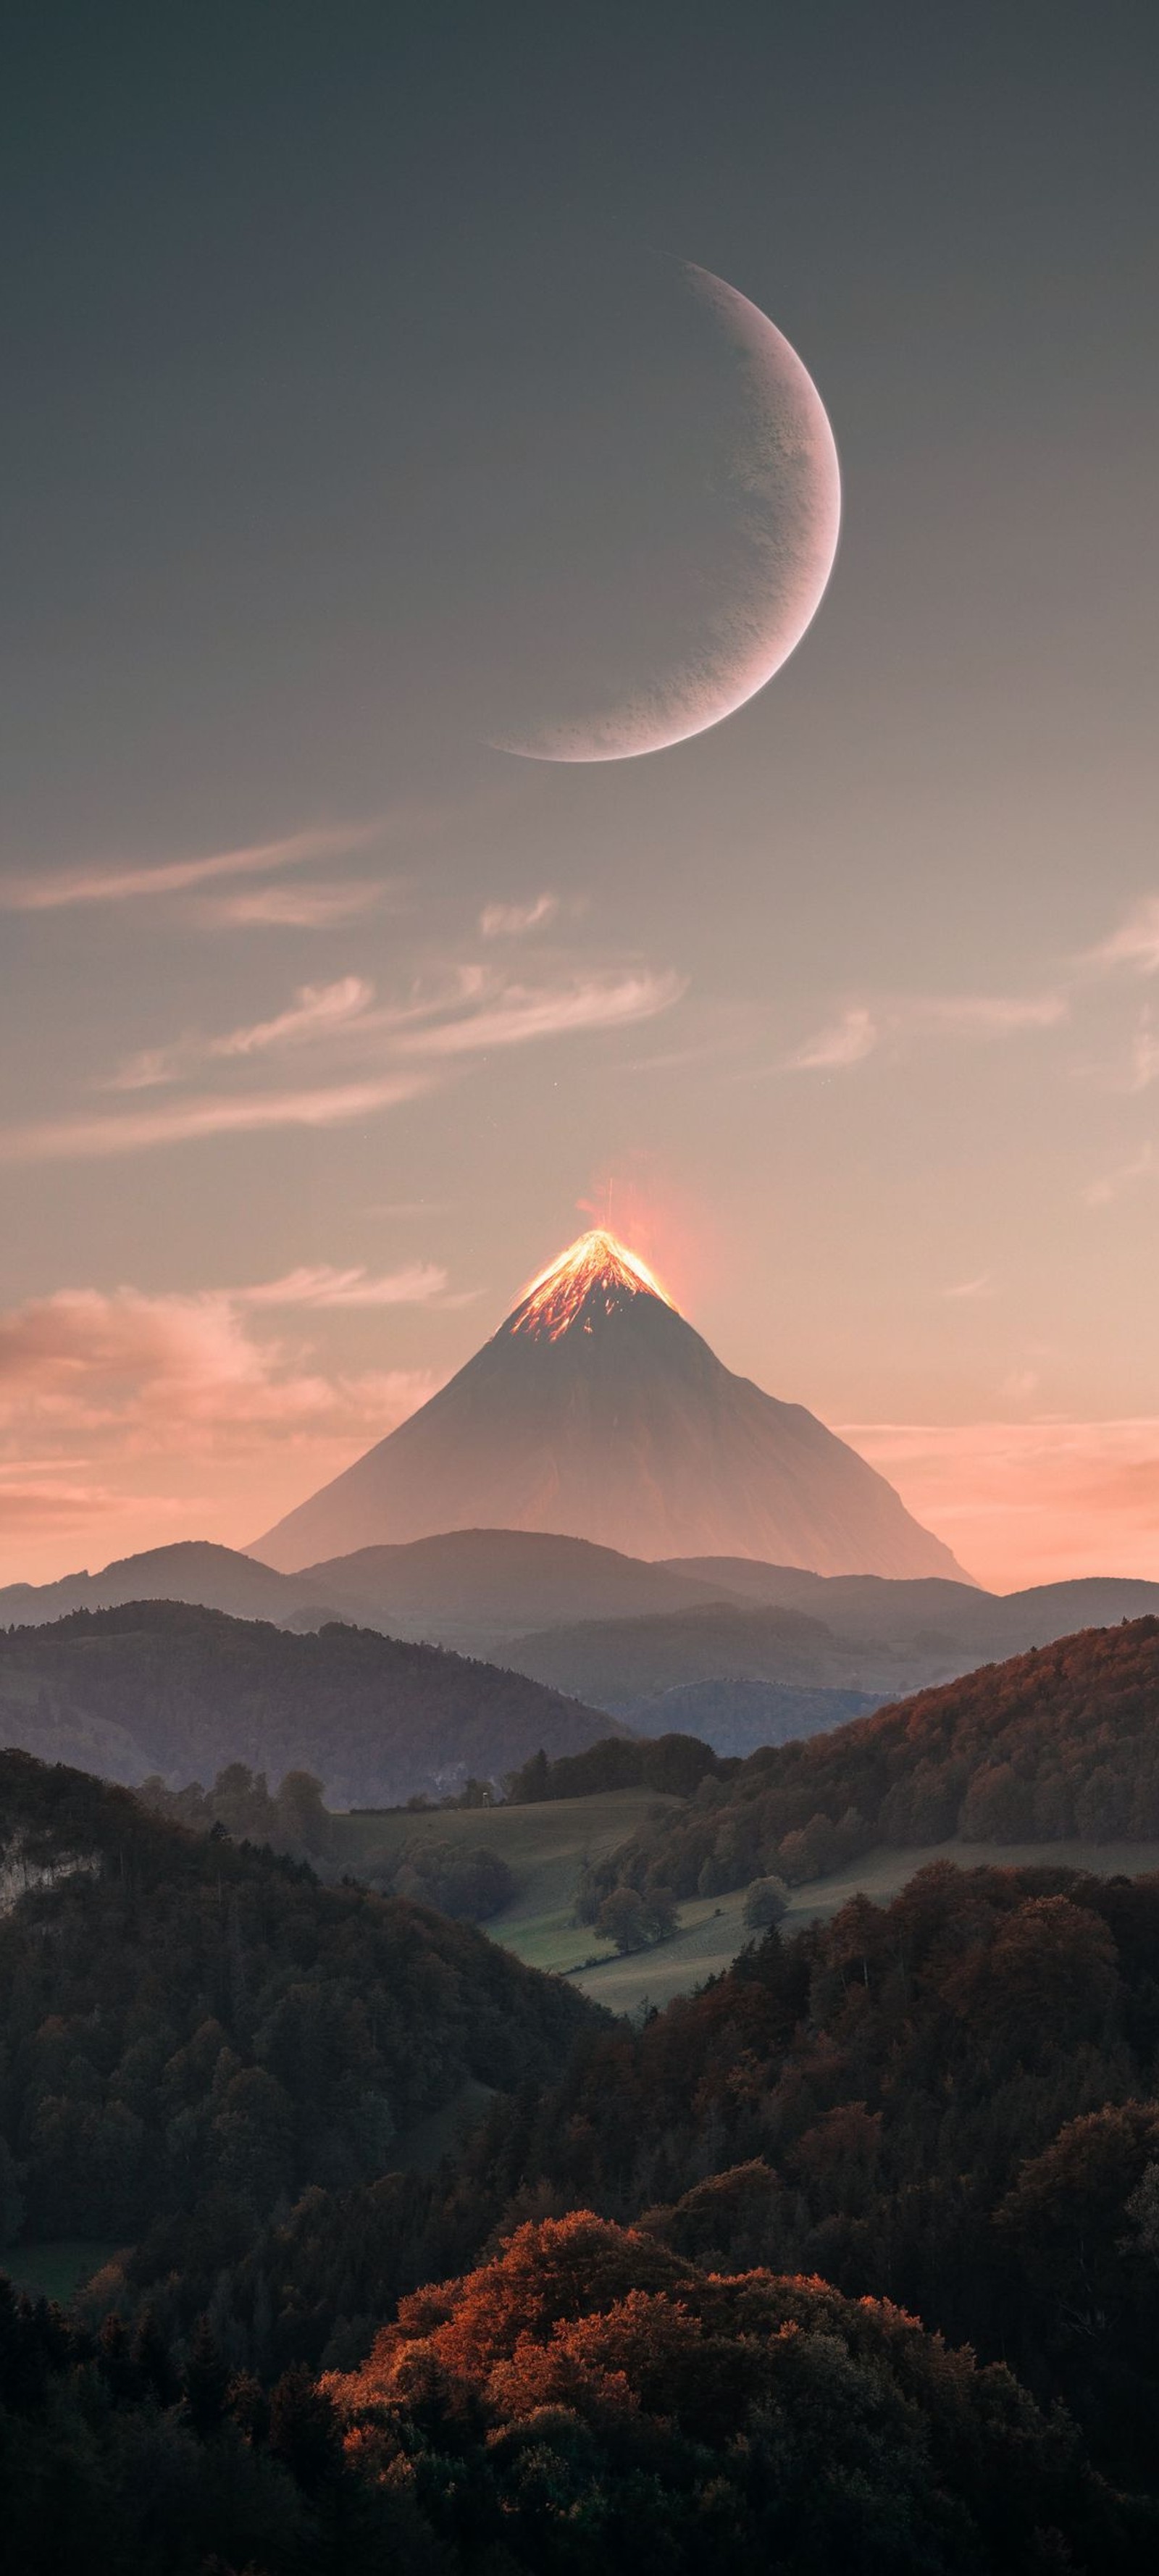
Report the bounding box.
[254,1231,967,1579]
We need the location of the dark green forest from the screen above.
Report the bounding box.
[85,1847,1159,2499]
[0,1752,590,2252]
[137,1763,518,1919]
[0,1599,617,1804]
[506,1728,725,1802]
[7,1615,1159,2569]
[9,2208,1148,2575]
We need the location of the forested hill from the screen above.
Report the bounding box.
[0,1599,621,1804]
[0,1747,594,2251]
[590,1615,1159,1902]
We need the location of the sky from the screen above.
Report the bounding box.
[1,0,1158,1592]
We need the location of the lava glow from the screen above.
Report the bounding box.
[509,1229,676,1339]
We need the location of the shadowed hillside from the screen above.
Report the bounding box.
[0,1747,593,2256]
[0,1600,622,1805]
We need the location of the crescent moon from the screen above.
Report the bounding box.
[498,264,841,764]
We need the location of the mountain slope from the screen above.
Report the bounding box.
[292,1526,742,1652]
[0,1746,593,2251]
[0,1530,735,1646]
[254,1229,966,1579]
[588,1613,1159,1902]
[494,1598,953,1708]
[611,1675,884,1755]
[0,1601,624,1804]
[666,1557,1159,1654]
[0,1539,314,1628]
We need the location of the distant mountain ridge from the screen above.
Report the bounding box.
[5,1535,1159,1760]
[252,1230,968,1579]
[0,1531,745,1653]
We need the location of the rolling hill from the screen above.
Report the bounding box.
[609,1674,884,1753]
[288,1526,741,1655]
[493,1597,944,1707]
[0,1746,594,2254]
[665,1557,1159,1656]
[587,1613,1159,1903]
[0,1539,319,1629]
[0,1529,745,1652]
[0,1600,624,1805]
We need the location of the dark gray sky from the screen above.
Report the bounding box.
[2,0,1158,1585]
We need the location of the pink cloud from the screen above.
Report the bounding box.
[198,880,391,929]
[0,1480,126,1532]
[234,1262,448,1309]
[0,1076,427,1166]
[1083,895,1159,977]
[400,968,685,1057]
[0,1282,439,1582]
[108,977,376,1091]
[787,1007,877,1070]
[479,895,559,938]
[787,992,1066,1073]
[0,822,377,912]
[840,1416,1159,1592]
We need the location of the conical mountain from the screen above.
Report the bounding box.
[254,1230,968,1579]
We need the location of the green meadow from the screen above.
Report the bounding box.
[332,1786,683,1973]
[334,1797,1159,2018]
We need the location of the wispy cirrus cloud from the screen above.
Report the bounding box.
[787,990,1066,1072]
[479,894,559,938]
[786,1007,878,1071]
[1,942,683,1164]
[198,880,393,930]
[233,1262,448,1309]
[0,821,378,913]
[911,994,1067,1035]
[1123,1011,1159,1095]
[0,1076,428,1166]
[399,967,685,1058]
[943,1273,997,1301]
[1081,895,1159,978]
[108,977,376,1091]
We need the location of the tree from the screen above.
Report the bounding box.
[596,1889,651,1953]
[508,1749,551,1804]
[742,1875,789,1930]
[96,2312,141,2403]
[268,2362,343,2493]
[596,1886,676,1954]
[132,2305,178,2406]
[182,2313,231,2438]
[274,1770,332,1858]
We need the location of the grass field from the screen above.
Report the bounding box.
[333,1788,682,1973]
[566,1835,1159,2015]
[333,1799,1159,2019]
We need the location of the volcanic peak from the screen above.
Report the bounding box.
[505,1229,674,1342]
